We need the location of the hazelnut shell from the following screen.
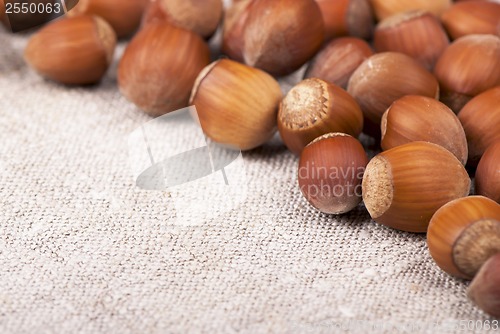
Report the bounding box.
[362,141,471,233]
[24,15,116,85]
[427,196,500,279]
[189,59,283,151]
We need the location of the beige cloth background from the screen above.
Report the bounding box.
[0,22,497,334]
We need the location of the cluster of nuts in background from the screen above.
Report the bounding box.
[1,0,500,318]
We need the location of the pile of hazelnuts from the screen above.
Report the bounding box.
[4,0,500,318]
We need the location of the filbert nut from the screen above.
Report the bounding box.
[427,196,500,279]
[69,0,149,38]
[242,0,324,76]
[381,95,468,165]
[222,0,254,61]
[347,52,439,138]
[118,22,210,117]
[441,1,500,40]
[457,86,500,164]
[475,141,500,203]
[373,10,449,70]
[304,37,373,89]
[142,0,223,39]
[189,59,283,151]
[24,15,116,85]
[278,78,363,155]
[362,141,470,233]
[467,253,500,318]
[434,34,500,113]
[298,133,368,214]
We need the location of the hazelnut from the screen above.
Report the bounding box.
[373,10,449,70]
[278,78,363,155]
[347,52,439,138]
[475,141,500,203]
[142,0,223,39]
[242,0,324,76]
[457,86,500,164]
[189,59,283,151]
[24,15,116,85]
[427,196,500,279]
[467,253,500,318]
[381,95,468,165]
[370,0,452,21]
[222,0,254,62]
[315,0,374,41]
[69,0,149,38]
[362,141,471,233]
[441,1,500,40]
[304,37,373,89]
[434,34,500,113]
[298,133,368,214]
[118,22,210,117]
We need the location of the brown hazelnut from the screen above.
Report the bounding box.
[370,0,452,21]
[24,15,116,85]
[458,86,500,164]
[427,196,500,279]
[468,253,500,318]
[381,95,468,165]
[475,141,500,203]
[304,37,373,89]
[314,0,374,41]
[373,10,449,70]
[69,0,149,38]
[278,78,363,155]
[362,141,470,232]
[221,0,254,62]
[298,133,368,214]
[142,0,223,39]
[118,22,210,117]
[347,52,439,137]
[434,34,500,113]
[242,0,324,76]
[441,1,500,40]
[189,59,283,151]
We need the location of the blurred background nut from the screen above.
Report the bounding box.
[278,78,363,155]
[242,0,324,76]
[142,0,223,39]
[118,22,210,117]
[189,59,282,151]
[434,34,500,113]
[314,0,374,41]
[304,37,373,89]
[222,0,254,62]
[369,0,451,21]
[69,0,149,38]
[468,253,500,318]
[347,52,439,138]
[24,15,116,85]
[475,141,500,203]
[441,1,500,40]
[381,95,468,165]
[373,10,449,70]
[457,86,500,164]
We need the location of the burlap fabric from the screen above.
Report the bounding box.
[0,22,496,334]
